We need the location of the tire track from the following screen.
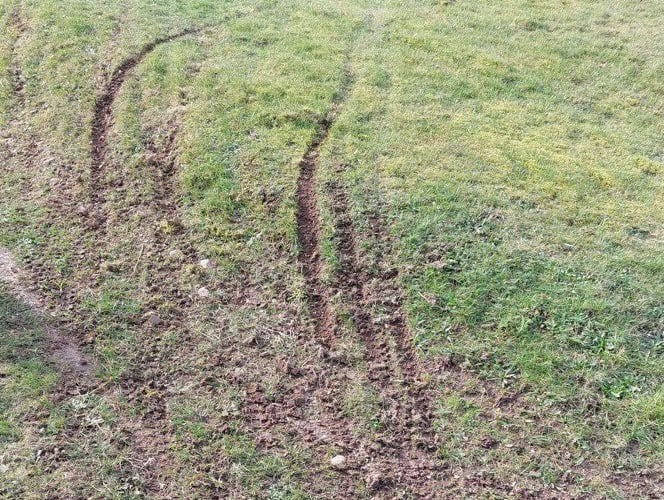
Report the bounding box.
[325,171,443,479]
[327,176,417,384]
[296,67,353,345]
[8,7,27,105]
[84,28,206,495]
[292,67,447,494]
[89,27,200,211]
[118,119,197,495]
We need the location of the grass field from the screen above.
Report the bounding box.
[1,0,662,497]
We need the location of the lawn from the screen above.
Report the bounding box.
[1,0,662,497]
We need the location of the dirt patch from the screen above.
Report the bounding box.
[115,118,197,493]
[327,175,417,383]
[79,28,213,494]
[324,171,445,491]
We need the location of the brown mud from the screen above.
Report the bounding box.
[295,68,354,345]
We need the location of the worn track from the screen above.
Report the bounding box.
[290,66,448,494]
[89,27,200,209]
[295,68,354,345]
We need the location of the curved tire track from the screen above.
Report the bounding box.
[85,28,204,495]
[89,27,200,209]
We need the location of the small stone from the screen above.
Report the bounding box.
[76,204,89,216]
[199,258,213,269]
[146,313,161,327]
[330,455,346,468]
[197,287,210,298]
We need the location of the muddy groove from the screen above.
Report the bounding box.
[321,172,596,495]
[89,27,201,210]
[325,170,443,476]
[327,176,417,384]
[289,66,447,493]
[296,67,354,345]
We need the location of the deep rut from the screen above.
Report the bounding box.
[296,68,354,344]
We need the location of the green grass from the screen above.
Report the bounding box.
[322,0,663,489]
[0,290,56,439]
[0,287,57,492]
[0,0,662,497]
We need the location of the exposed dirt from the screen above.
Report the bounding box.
[73,42,202,493]
[89,27,200,212]
[1,9,96,404]
[295,111,349,344]
[110,112,203,494]
[327,175,417,383]
[325,172,447,492]
[0,29,208,495]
